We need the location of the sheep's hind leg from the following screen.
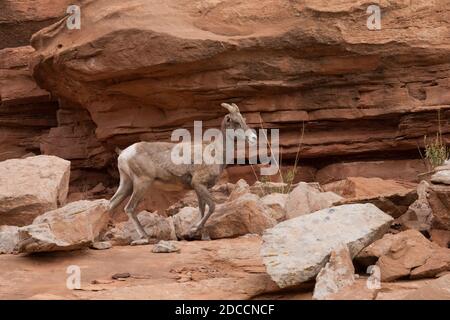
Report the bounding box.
[108,169,132,214]
[124,178,152,245]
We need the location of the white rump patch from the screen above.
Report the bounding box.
[119,144,137,162]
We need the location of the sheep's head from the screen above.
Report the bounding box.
[221,103,257,145]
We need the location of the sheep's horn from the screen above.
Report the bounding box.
[221,103,239,113]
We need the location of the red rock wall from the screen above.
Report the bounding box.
[2,0,449,186]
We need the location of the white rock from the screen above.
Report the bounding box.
[313,244,356,300]
[285,182,343,219]
[261,203,393,288]
[0,155,70,226]
[431,170,450,185]
[152,240,180,253]
[172,207,201,239]
[0,226,19,254]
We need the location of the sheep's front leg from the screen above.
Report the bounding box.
[189,182,215,240]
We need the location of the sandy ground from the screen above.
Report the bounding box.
[0,235,312,300]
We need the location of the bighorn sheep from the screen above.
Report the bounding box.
[108,103,257,242]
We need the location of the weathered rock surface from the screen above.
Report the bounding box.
[104,211,177,245]
[0,46,57,161]
[16,199,110,253]
[0,226,19,254]
[316,160,428,185]
[313,244,356,300]
[0,155,70,226]
[430,229,450,248]
[396,181,433,232]
[0,0,73,49]
[427,183,450,230]
[260,193,288,222]
[28,0,450,171]
[327,177,418,218]
[174,193,277,240]
[356,230,450,282]
[323,177,416,199]
[403,274,450,300]
[335,186,418,219]
[285,182,342,219]
[261,204,393,288]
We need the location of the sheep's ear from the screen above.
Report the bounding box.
[231,103,240,112]
[221,103,237,113]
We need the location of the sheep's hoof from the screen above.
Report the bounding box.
[201,231,211,241]
[187,226,201,240]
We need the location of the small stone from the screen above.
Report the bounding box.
[111,272,130,280]
[90,241,112,250]
[152,240,180,253]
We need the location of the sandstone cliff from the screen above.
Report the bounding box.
[1,0,449,186]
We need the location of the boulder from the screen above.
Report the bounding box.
[335,188,418,219]
[16,200,110,253]
[172,207,201,240]
[403,274,450,300]
[395,181,433,232]
[312,244,356,300]
[0,226,19,254]
[356,230,450,282]
[431,168,450,185]
[104,211,177,245]
[174,194,276,240]
[285,182,343,219]
[323,177,416,200]
[261,204,393,288]
[0,155,70,226]
[430,229,450,248]
[260,193,288,222]
[427,184,450,230]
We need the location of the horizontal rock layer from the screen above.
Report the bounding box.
[28,0,449,172]
[0,46,57,160]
